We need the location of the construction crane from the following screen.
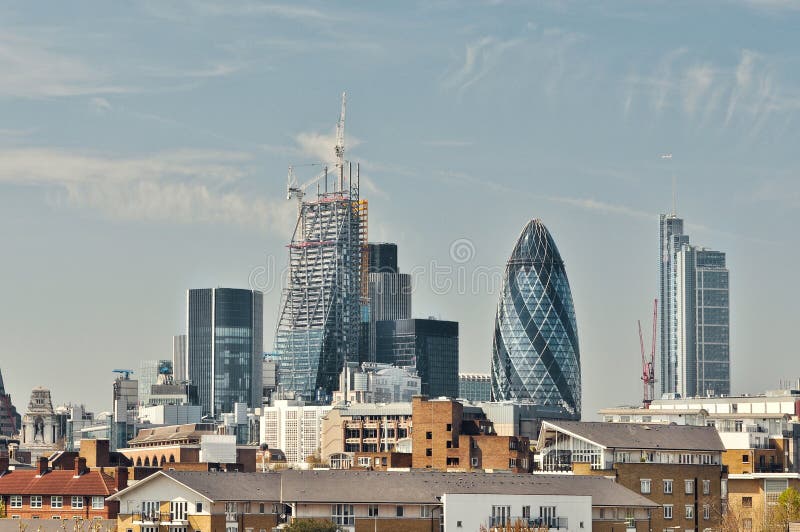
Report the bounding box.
[112,369,134,380]
[335,91,346,190]
[639,298,657,408]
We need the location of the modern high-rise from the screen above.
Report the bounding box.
[375,318,459,398]
[364,242,412,362]
[659,213,689,395]
[491,219,581,417]
[659,213,730,398]
[173,334,187,382]
[675,246,730,397]
[138,359,171,405]
[458,373,492,402]
[187,288,263,416]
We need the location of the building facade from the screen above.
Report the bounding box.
[376,318,459,398]
[333,362,421,404]
[367,242,398,274]
[659,213,689,396]
[491,219,582,417]
[172,334,187,383]
[675,246,730,398]
[259,400,331,465]
[187,288,263,416]
[0,368,20,436]
[459,373,492,402]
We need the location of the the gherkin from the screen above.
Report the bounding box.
[491,219,581,417]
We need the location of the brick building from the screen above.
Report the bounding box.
[537,420,727,532]
[0,454,124,520]
[411,396,533,473]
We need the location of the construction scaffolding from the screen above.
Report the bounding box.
[275,163,365,400]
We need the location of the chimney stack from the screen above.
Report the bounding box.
[115,466,129,491]
[37,456,48,476]
[0,453,9,474]
[74,457,87,476]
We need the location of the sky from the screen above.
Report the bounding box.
[1,0,799,419]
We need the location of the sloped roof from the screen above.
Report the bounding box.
[162,471,282,501]
[543,421,725,451]
[126,423,216,446]
[0,469,117,495]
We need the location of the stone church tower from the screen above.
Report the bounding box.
[21,387,62,446]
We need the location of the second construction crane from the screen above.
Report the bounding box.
[639,299,657,407]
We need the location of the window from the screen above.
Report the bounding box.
[358,456,371,467]
[492,506,511,527]
[703,504,710,520]
[522,506,531,519]
[258,503,264,514]
[10,496,22,508]
[446,424,452,431]
[471,457,478,467]
[742,496,753,508]
[31,496,42,508]
[421,505,431,518]
[742,454,749,463]
[426,448,432,457]
[663,479,673,494]
[509,458,517,468]
[426,431,432,440]
[446,441,452,448]
[72,496,84,509]
[171,501,188,521]
[368,505,378,517]
[92,496,104,510]
[685,505,694,519]
[685,479,694,494]
[664,505,673,520]
[331,504,354,526]
[743,518,753,530]
[641,479,651,494]
[195,502,203,513]
[702,479,711,495]
[396,506,404,517]
[539,506,557,528]
[51,496,63,508]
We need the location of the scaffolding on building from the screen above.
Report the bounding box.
[275,94,367,400]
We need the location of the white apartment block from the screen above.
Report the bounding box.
[260,400,331,465]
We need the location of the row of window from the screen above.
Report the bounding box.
[331,504,431,525]
[662,504,711,520]
[641,479,711,495]
[8,496,104,510]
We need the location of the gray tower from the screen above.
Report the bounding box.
[187,288,264,416]
[659,214,689,396]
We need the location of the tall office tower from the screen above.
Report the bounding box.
[0,368,20,436]
[659,214,690,395]
[458,373,492,402]
[275,97,367,401]
[368,242,398,274]
[675,246,730,397]
[363,242,412,362]
[375,318,459,398]
[187,288,264,416]
[173,334,187,382]
[491,219,581,418]
[112,375,137,450]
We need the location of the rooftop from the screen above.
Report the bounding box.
[541,421,725,452]
[0,469,117,496]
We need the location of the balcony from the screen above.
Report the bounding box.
[133,511,160,524]
[488,516,568,530]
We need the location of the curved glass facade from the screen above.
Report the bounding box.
[491,219,581,416]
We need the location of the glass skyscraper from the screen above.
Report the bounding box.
[187,288,263,416]
[675,246,730,397]
[491,219,581,417]
[659,213,689,395]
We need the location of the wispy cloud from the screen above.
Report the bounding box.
[143,0,336,23]
[625,48,800,128]
[0,148,293,231]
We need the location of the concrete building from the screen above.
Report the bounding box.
[112,372,138,451]
[333,362,421,404]
[261,353,279,405]
[458,372,491,402]
[259,400,331,465]
[172,334,187,383]
[20,387,64,461]
[376,318,459,398]
[0,454,125,520]
[137,404,203,426]
[138,360,171,406]
[537,420,727,532]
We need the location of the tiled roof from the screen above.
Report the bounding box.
[126,423,216,446]
[0,469,117,496]
[543,421,725,451]
[161,471,281,501]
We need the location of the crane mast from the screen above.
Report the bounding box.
[639,298,658,407]
[335,91,346,191]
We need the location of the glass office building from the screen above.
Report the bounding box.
[375,318,459,398]
[187,288,263,416]
[491,219,581,417]
[458,373,492,402]
[659,213,689,395]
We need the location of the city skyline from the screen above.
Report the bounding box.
[2,1,799,417]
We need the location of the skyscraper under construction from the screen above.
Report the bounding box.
[275,94,368,400]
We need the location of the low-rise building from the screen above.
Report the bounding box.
[537,420,727,532]
[0,455,124,520]
[321,403,412,467]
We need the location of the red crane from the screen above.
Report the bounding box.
[639,298,658,408]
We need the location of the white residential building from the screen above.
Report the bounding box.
[260,400,331,465]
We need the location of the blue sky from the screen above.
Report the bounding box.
[1,0,799,417]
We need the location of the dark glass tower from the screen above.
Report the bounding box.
[491,219,581,417]
[368,242,398,274]
[187,288,263,416]
[375,318,458,398]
